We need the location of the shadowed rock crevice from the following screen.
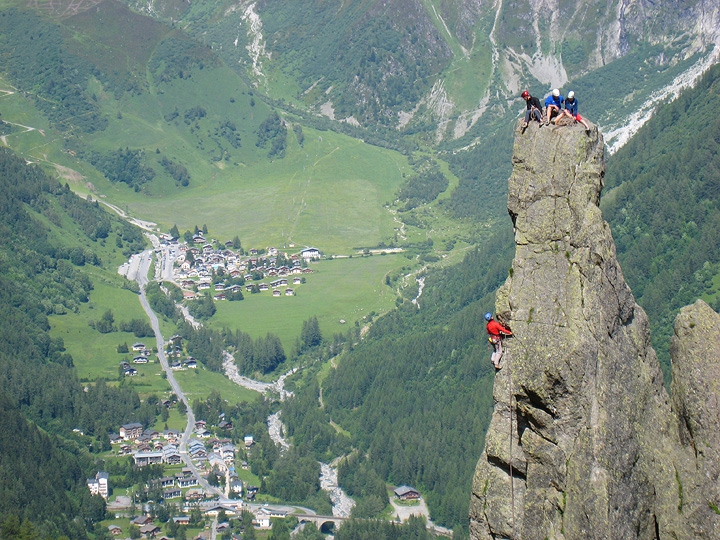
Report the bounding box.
[469,122,720,539]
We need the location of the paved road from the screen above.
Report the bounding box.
[134,250,221,499]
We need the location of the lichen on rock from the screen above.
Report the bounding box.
[469,122,720,539]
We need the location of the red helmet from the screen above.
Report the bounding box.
[521,90,530,98]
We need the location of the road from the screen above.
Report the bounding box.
[133,250,222,499]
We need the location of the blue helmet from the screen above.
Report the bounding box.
[484,312,493,321]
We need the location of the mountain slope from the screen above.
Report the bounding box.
[602,62,720,381]
[137,0,720,145]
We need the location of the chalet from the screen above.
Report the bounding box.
[230,480,243,495]
[244,435,254,447]
[194,420,206,429]
[183,291,197,300]
[293,277,302,285]
[300,247,320,261]
[213,293,226,301]
[204,504,237,518]
[214,283,226,291]
[108,524,122,535]
[133,451,163,467]
[258,283,269,291]
[190,447,207,459]
[285,289,294,296]
[270,278,287,288]
[272,289,281,297]
[172,516,190,526]
[177,475,198,488]
[218,420,232,430]
[132,343,146,351]
[131,516,153,526]
[170,362,182,370]
[124,367,138,376]
[133,355,148,364]
[184,488,204,501]
[120,423,143,440]
[197,282,211,291]
[119,444,133,455]
[393,485,421,501]
[163,488,182,500]
[109,433,123,444]
[186,359,198,369]
[157,476,175,488]
[139,524,161,537]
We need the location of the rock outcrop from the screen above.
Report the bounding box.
[469,121,720,539]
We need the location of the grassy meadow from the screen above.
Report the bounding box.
[209,254,409,352]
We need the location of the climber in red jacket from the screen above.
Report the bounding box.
[485,312,513,369]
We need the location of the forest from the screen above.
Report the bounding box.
[0,9,107,133]
[277,226,515,532]
[0,148,160,539]
[602,62,720,380]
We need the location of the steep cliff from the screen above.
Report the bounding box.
[469,121,720,539]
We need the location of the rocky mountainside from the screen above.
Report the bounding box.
[121,0,720,146]
[468,122,720,539]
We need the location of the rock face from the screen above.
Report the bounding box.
[469,122,720,539]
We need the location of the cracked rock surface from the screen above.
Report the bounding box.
[469,122,720,539]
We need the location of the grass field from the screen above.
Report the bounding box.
[173,368,260,404]
[208,254,410,352]
[121,124,409,255]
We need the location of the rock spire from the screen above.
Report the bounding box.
[469,121,720,539]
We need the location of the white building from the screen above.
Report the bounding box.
[87,471,109,499]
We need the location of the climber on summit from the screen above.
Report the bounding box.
[544,88,564,124]
[558,90,590,130]
[520,90,543,129]
[485,312,512,369]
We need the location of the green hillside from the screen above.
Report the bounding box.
[0,147,164,539]
[602,62,720,382]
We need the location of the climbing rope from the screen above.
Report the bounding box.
[507,347,516,538]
